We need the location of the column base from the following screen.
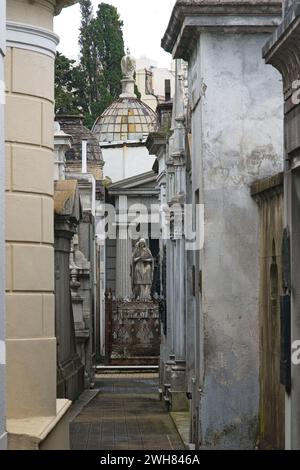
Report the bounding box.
[7,399,71,450]
[57,355,85,401]
[169,390,189,412]
[169,360,189,411]
[163,355,176,390]
[0,432,7,450]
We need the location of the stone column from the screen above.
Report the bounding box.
[5,0,78,450]
[115,196,132,299]
[116,233,132,299]
[0,0,6,451]
[163,239,176,401]
[167,60,188,411]
[170,239,188,411]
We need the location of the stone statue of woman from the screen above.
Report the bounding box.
[132,239,154,300]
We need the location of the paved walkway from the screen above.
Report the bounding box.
[70,375,185,450]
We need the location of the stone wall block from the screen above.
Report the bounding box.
[12,244,54,292]
[12,146,53,195]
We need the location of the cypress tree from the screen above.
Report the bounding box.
[79,1,125,128]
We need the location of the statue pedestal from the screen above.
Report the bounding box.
[107,300,160,365]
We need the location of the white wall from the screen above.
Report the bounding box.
[0,0,6,451]
[136,58,175,111]
[101,144,156,183]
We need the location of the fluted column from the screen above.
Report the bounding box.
[116,226,132,299]
[115,196,132,299]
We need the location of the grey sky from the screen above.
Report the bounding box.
[54,0,176,67]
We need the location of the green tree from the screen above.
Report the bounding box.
[55,52,81,115]
[79,1,125,128]
[79,0,97,109]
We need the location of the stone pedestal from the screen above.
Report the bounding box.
[107,300,160,365]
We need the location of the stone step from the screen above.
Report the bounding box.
[94,364,159,374]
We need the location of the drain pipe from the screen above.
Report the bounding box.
[67,140,95,216]
[82,139,87,174]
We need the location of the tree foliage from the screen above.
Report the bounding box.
[56,2,146,130]
[80,2,125,128]
[55,52,81,115]
[54,1,126,128]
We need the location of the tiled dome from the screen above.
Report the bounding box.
[92,98,158,144]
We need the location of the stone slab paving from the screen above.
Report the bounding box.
[70,375,185,450]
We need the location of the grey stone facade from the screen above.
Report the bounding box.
[54,180,85,400]
[57,114,105,365]
[0,0,6,451]
[158,0,284,449]
[263,0,300,449]
[251,173,285,449]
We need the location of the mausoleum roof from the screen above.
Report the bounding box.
[92,50,158,145]
[56,115,103,163]
[92,98,158,145]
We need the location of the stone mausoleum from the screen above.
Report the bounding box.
[93,52,161,364]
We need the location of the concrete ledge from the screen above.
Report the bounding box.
[170,411,190,449]
[169,390,189,412]
[7,399,71,450]
[251,172,283,199]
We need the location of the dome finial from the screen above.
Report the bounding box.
[121,49,136,80]
[120,49,137,98]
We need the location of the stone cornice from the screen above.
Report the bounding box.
[263,3,300,108]
[55,1,79,15]
[162,0,282,59]
[145,132,167,156]
[6,21,59,58]
[251,172,283,201]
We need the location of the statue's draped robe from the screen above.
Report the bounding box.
[132,246,153,299]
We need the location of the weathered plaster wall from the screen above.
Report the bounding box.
[251,174,285,449]
[190,32,283,448]
[0,0,7,451]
